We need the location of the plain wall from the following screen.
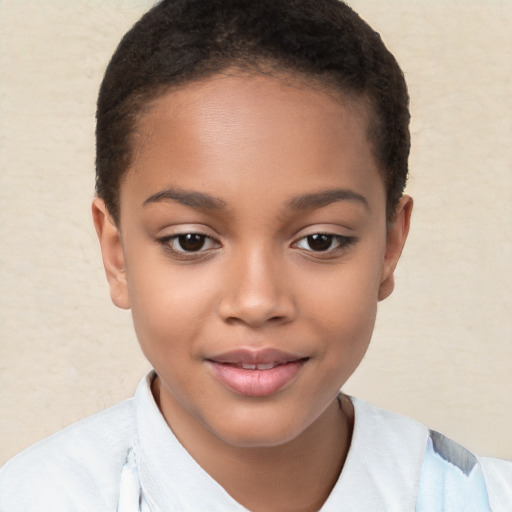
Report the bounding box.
[0,0,511,465]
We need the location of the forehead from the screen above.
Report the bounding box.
[121,72,385,218]
[134,72,372,157]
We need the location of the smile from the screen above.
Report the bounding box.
[240,362,280,370]
[206,348,308,397]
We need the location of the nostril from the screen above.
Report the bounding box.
[268,314,287,323]
[222,312,292,329]
[219,299,295,328]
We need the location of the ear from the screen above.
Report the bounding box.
[378,195,413,301]
[92,198,130,309]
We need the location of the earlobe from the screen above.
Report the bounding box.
[91,198,130,310]
[378,195,413,301]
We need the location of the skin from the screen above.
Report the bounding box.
[93,72,412,511]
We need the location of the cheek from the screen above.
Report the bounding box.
[126,258,216,356]
[314,288,377,368]
[300,255,383,367]
[304,255,381,326]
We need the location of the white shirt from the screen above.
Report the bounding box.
[1,373,511,511]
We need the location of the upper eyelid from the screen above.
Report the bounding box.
[158,230,351,242]
[291,233,357,252]
[292,221,356,235]
[156,226,354,245]
[291,227,355,242]
[162,230,212,238]
[293,233,353,244]
[157,225,219,239]
[161,232,220,244]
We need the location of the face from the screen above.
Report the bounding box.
[93,72,411,449]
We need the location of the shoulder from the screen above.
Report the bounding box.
[479,456,512,511]
[0,399,136,512]
[329,397,430,510]
[344,397,512,511]
[416,430,512,511]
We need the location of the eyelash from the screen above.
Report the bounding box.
[292,233,356,254]
[158,233,220,256]
[157,232,356,259]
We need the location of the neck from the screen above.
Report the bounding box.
[153,378,353,512]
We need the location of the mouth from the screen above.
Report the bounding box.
[206,348,309,397]
[236,361,286,370]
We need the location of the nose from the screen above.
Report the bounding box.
[217,246,297,328]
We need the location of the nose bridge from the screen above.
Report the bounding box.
[218,242,294,327]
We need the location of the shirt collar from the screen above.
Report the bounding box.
[322,396,428,510]
[133,373,427,511]
[133,372,248,511]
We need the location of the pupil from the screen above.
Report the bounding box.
[178,234,205,252]
[308,234,332,251]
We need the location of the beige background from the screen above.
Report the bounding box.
[0,1,511,465]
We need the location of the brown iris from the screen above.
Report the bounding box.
[306,234,333,251]
[178,234,206,252]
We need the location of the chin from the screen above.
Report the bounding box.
[220,428,303,449]
[206,409,311,449]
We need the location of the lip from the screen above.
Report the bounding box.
[206,348,308,397]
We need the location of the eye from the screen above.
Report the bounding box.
[294,233,354,252]
[162,233,219,253]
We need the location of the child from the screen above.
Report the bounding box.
[1,0,510,510]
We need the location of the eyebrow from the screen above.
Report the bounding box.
[143,188,227,210]
[143,186,369,212]
[287,188,370,211]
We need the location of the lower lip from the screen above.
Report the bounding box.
[207,360,306,397]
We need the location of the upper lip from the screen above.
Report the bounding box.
[207,348,306,365]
